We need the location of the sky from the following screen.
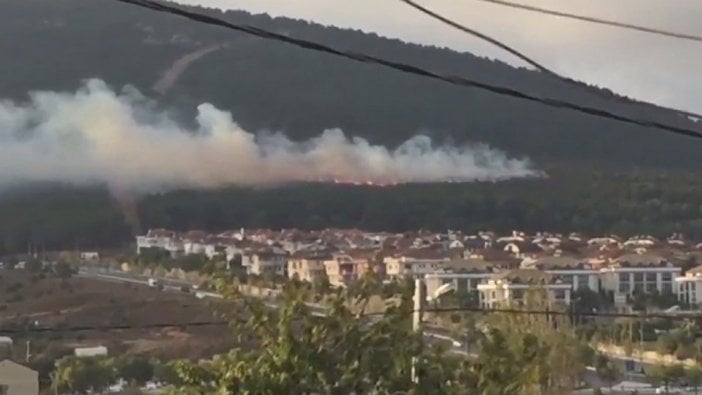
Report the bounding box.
[173,0,702,113]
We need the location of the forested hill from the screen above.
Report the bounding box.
[2,0,701,169]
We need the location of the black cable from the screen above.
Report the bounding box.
[399,0,702,122]
[2,305,698,334]
[399,0,553,75]
[0,320,230,335]
[475,0,702,43]
[112,0,702,140]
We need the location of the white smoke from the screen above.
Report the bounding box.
[0,80,538,190]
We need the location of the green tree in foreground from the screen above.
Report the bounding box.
[594,354,620,392]
[116,356,154,386]
[52,355,114,394]
[647,364,685,393]
[686,366,702,395]
[163,278,450,394]
[159,276,588,394]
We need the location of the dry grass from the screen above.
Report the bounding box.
[0,270,234,360]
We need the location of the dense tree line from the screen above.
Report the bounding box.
[1,167,702,253]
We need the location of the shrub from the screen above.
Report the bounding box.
[6,282,23,293]
[7,293,23,303]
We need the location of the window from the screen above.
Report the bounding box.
[662,273,673,282]
[633,273,644,282]
[512,289,525,300]
[645,282,656,292]
[662,283,673,294]
[577,275,590,289]
[646,273,657,283]
[553,289,566,299]
[619,275,630,293]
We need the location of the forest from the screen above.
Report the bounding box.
[0,1,701,253]
[1,167,702,254]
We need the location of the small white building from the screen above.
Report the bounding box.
[384,248,452,279]
[74,346,108,358]
[79,251,100,261]
[424,259,507,300]
[242,250,288,277]
[0,359,38,395]
[477,269,572,309]
[676,265,702,306]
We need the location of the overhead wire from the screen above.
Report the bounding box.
[398,0,553,76]
[112,0,702,140]
[474,0,702,43]
[398,0,702,122]
[3,305,699,334]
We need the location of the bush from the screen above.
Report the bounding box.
[7,293,23,303]
[657,333,679,355]
[6,282,23,293]
[675,345,697,360]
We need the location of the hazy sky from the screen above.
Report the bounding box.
[173,0,702,113]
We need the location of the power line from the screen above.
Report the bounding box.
[398,0,702,122]
[0,320,229,335]
[1,306,698,334]
[113,0,702,140]
[398,0,553,75]
[474,0,702,43]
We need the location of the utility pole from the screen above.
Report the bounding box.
[25,340,30,363]
[411,278,423,385]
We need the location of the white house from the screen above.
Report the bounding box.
[242,250,288,277]
[477,269,572,309]
[79,251,100,261]
[0,360,38,395]
[136,229,183,257]
[384,248,452,279]
[676,265,702,306]
[424,260,507,300]
[528,256,601,293]
[599,254,681,306]
[74,346,108,358]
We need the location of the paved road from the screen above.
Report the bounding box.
[82,267,668,391]
[78,266,468,354]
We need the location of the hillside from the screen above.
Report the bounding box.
[1,1,702,252]
[1,0,701,169]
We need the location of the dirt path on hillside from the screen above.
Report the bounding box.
[152,43,227,95]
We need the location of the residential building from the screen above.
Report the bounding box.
[0,360,38,395]
[384,248,452,278]
[477,269,572,309]
[323,252,371,288]
[288,252,332,283]
[74,346,108,357]
[600,253,681,306]
[676,265,702,306]
[528,256,600,293]
[79,251,99,261]
[242,250,288,277]
[424,259,506,301]
[600,254,680,295]
[136,229,177,252]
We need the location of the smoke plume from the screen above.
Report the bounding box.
[0,80,538,190]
